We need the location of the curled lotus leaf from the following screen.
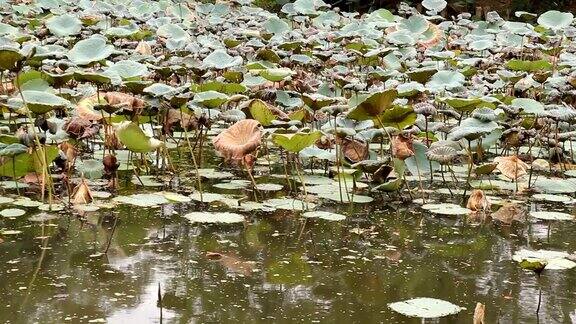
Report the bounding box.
[115,121,164,153]
[212,119,262,162]
[494,155,528,180]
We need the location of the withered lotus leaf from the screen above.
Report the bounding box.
[339,138,368,163]
[494,155,528,180]
[72,178,93,204]
[392,135,414,160]
[466,189,491,211]
[212,119,262,162]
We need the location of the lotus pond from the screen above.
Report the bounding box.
[1,0,576,323]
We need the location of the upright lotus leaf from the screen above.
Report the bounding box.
[45,14,81,37]
[388,298,463,318]
[243,99,277,126]
[115,121,164,153]
[14,70,51,91]
[506,59,552,72]
[448,117,500,141]
[302,93,338,111]
[426,71,465,92]
[511,98,547,116]
[272,131,322,153]
[67,36,114,65]
[258,68,295,82]
[193,91,229,108]
[0,146,59,178]
[422,0,447,12]
[21,90,70,114]
[203,49,243,70]
[439,97,484,113]
[213,119,262,162]
[347,89,398,121]
[0,143,28,157]
[143,83,176,97]
[537,11,574,31]
[373,106,417,129]
[405,142,439,175]
[0,47,24,71]
[105,60,148,80]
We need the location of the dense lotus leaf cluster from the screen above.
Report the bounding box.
[0,0,575,205]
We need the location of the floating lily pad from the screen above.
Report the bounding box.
[0,208,25,217]
[530,211,574,221]
[184,212,244,224]
[198,168,234,180]
[302,211,346,221]
[388,297,464,318]
[318,192,373,203]
[263,198,315,211]
[532,194,573,203]
[255,183,284,191]
[422,203,471,216]
[513,249,576,270]
[113,193,168,207]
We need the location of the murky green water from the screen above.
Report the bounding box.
[1,181,575,324]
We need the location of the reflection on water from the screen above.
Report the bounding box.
[0,196,575,324]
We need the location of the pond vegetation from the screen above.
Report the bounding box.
[0,0,576,323]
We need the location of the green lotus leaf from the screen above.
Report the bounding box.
[405,142,439,175]
[373,106,417,129]
[203,49,243,70]
[302,93,338,111]
[67,36,114,65]
[21,90,70,114]
[347,89,398,120]
[511,98,546,116]
[193,91,229,108]
[243,99,277,126]
[506,59,552,72]
[272,131,322,153]
[105,60,148,80]
[191,81,247,95]
[0,143,28,157]
[76,159,104,179]
[426,70,465,92]
[73,70,115,85]
[258,68,295,82]
[264,17,291,35]
[398,15,429,34]
[46,14,81,37]
[115,121,164,153]
[0,47,24,71]
[0,146,59,178]
[422,0,447,12]
[448,117,500,141]
[143,83,176,97]
[537,10,573,31]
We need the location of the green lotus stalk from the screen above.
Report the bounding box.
[15,72,53,206]
[181,111,203,203]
